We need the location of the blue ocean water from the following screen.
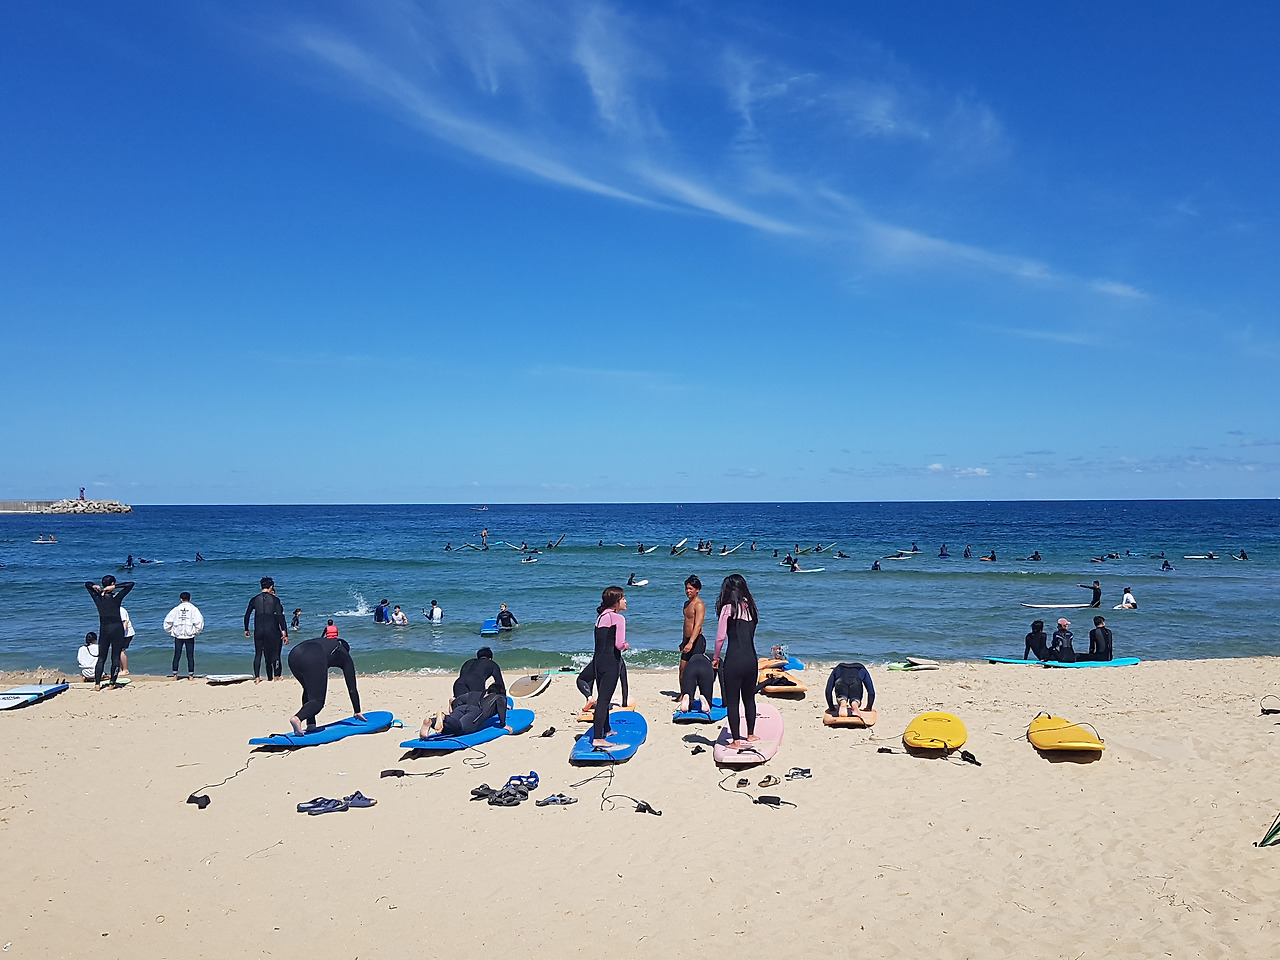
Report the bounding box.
[1,501,1276,676]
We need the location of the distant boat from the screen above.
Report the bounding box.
[471,505,489,511]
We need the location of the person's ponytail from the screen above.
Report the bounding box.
[597,585,625,615]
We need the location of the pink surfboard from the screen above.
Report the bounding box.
[713,701,784,765]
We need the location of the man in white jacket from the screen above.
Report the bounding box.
[164,591,205,679]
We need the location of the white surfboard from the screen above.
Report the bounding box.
[1020,603,1092,609]
[672,538,688,550]
[628,579,649,587]
[206,674,254,685]
[641,545,659,554]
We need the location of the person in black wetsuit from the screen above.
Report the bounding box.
[124,555,134,571]
[85,575,135,689]
[589,585,629,748]
[1080,615,1113,662]
[244,577,289,682]
[286,635,363,735]
[495,603,519,631]
[1077,580,1103,607]
[577,658,630,712]
[711,574,760,748]
[453,647,505,698]
[374,599,390,624]
[1023,620,1052,661]
[825,662,875,716]
[419,688,509,739]
[1050,618,1076,662]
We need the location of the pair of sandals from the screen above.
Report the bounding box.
[784,767,812,781]
[736,775,782,789]
[296,791,376,815]
[471,772,540,807]
[534,793,578,807]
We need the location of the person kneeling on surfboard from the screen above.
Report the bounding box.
[420,687,510,739]
[825,663,875,718]
[1118,587,1137,609]
[1049,619,1076,663]
[287,636,364,736]
[1023,620,1052,661]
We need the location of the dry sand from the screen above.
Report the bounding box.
[3,658,1280,959]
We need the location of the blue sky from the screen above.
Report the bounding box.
[3,1,1278,503]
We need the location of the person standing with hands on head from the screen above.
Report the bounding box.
[244,577,289,683]
[590,586,630,750]
[712,574,761,749]
[85,575,134,690]
[1077,579,1103,607]
[164,591,205,680]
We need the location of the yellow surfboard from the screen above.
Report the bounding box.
[1026,714,1104,753]
[902,711,967,751]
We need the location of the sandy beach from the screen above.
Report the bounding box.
[3,658,1280,959]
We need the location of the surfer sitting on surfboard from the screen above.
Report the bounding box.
[1082,616,1114,662]
[1118,588,1137,609]
[1023,620,1052,661]
[825,663,875,717]
[420,688,510,739]
[1050,619,1076,663]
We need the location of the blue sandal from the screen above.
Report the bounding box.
[505,771,539,791]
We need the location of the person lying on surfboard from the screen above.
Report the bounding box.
[419,687,510,739]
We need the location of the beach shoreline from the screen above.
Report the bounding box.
[4,656,1280,958]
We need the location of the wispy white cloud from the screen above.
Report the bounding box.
[279,3,1143,300]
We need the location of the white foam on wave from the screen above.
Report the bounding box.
[334,591,371,617]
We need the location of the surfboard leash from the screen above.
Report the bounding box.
[186,752,285,809]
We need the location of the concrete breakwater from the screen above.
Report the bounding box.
[0,499,132,514]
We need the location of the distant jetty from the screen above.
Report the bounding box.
[0,499,132,514]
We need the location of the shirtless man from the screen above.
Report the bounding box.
[677,574,706,694]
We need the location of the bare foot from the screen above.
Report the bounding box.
[746,734,761,742]
[94,684,102,691]
[172,675,180,681]
[677,696,690,712]
[838,701,849,717]
[289,715,305,735]
[591,739,617,749]
[254,677,262,684]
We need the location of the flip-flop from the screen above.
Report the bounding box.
[470,784,496,800]
[296,797,332,813]
[505,771,539,790]
[343,791,377,808]
[307,798,350,815]
[784,767,812,780]
[736,777,750,788]
[759,775,781,788]
[539,727,556,737]
[488,787,524,807]
[535,793,578,806]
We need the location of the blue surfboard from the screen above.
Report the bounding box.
[250,710,396,747]
[985,656,1044,665]
[570,710,647,762]
[673,697,727,723]
[0,683,69,711]
[480,618,500,636]
[784,656,805,672]
[1044,657,1141,669]
[399,707,534,750]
